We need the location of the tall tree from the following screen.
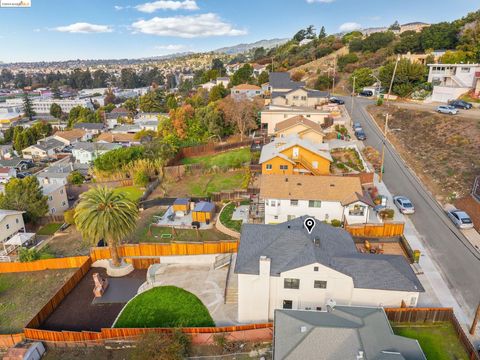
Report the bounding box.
[104,88,116,106]
[22,92,35,121]
[49,103,62,119]
[230,64,254,86]
[139,89,166,113]
[218,97,262,141]
[318,26,327,39]
[74,187,139,267]
[0,177,48,223]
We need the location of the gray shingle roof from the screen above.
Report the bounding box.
[274,307,426,360]
[73,123,104,130]
[32,138,65,151]
[269,72,305,91]
[234,216,424,292]
[72,142,121,152]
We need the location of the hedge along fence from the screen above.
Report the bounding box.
[25,257,92,329]
[344,222,405,237]
[0,256,89,273]
[90,241,239,262]
[23,323,273,346]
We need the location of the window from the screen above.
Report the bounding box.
[293,96,299,100]
[306,115,311,118]
[49,196,53,201]
[290,199,298,206]
[410,297,417,306]
[309,200,321,208]
[62,201,66,206]
[461,67,470,73]
[6,224,9,230]
[314,280,327,289]
[314,266,319,272]
[51,208,56,214]
[283,300,293,309]
[60,189,64,194]
[280,165,288,170]
[301,96,307,101]
[270,200,276,207]
[284,278,300,289]
[15,218,19,224]
[312,161,318,169]
[349,204,366,216]
[266,164,272,170]
[274,215,278,220]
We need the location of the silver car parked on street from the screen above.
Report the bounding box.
[447,210,474,229]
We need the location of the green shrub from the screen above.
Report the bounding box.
[379,208,395,220]
[63,209,75,225]
[134,170,150,187]
[67,170,85,185]
[330,219,342,227]
[376,97,384,106]
[18,248,53,262]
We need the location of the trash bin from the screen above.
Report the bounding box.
[413,250,421,263]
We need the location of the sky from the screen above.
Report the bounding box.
[0,0,478,63]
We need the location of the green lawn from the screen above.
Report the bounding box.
[114,286,215,328]
[36,223,63,236]
[181,148,252,170]
[219,203,243,232]
[0,270,75,333]
[137,225,233,243]
[114,186,144,202]
[392,323,469,360]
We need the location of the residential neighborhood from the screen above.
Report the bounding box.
[0,1,479,359]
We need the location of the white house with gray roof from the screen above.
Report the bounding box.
[72,142,121,164]
[235,217,424,323]
[274,307,426,360]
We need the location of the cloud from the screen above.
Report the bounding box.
[154,44,188,51]
[33,28,41,32]
[54,22,113,33]
[114,5,124,10]
[306,0,335,3]
[136,0,198,13]
[339,22,362,32]
[131,13,246,38]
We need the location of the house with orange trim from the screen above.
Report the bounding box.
[259,135,332,176]
[274,115,325,144]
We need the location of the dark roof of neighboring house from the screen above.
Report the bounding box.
[73,123,104,130]
[173,198,190,205]
[306,89,330,98]
[0,157,30,168]
[193,201,215,212]
[30,138,65,151]
[234,217,424,293]
[269,72,304,91]
[274,307,426,360]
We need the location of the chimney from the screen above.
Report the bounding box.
[356,351,364,360]
[300,326,307,333]
[259,256,271,277]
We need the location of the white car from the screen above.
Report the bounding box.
[393,196,415,214]
[436,105,458,115]
[447,210,474,229]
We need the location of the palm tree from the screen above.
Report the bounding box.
[74,187,139,267]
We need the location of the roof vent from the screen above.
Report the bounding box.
[357,351,364,360]
[287,225,291,229]
[330,184,335,187]
[285,177,288,182]
[297,183,302,186]
[313,237,320,246]
[300,326,307,333]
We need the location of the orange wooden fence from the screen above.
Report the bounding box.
[0,334,24,349]
[23,323,273,345]
[90,241,239,262]
[345,222,405,237]
[25,257,92,329]
[0,256,89,273]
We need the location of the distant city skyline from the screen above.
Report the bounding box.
[0,0,478,63]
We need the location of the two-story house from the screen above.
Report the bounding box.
[271,87,330,108]
[274,115,325,143]
[261,105,331,135]
[0,209,35,256]
[261,174,374,224]
[231,84,263,100]
[427,63,480,102]
[42,183,69,215]
[22,138,65,160]
[235,217,424,323]
[53,129,88,145]
[259,135,332,175]
[0,167,16,184]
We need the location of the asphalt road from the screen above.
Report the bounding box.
[342,96,480,319]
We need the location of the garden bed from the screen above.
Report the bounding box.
[114,286,214,328]
[392,322,469,360]
[136,225,234,243]
[331,147,365,174]
[219,201,249,233]
[0,269,76,333]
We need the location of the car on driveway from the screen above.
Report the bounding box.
[436,105,458,115]
[393,196,415,214]
[354,129,366,140]
[447,209,474,229]
[329,97,345,105]
[353,122,362,131]
[359,90,373,97]
[448,100,473,109]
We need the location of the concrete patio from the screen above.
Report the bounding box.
[156,206,213,229]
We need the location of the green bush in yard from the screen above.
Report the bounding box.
[134,170,150,187]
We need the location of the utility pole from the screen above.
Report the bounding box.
[378,55,400,183]
[470,302,480,335]
[331,56,337,95]
[350,76,356,128]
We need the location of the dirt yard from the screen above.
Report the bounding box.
[368,105,480,201]
[330,148,365,174]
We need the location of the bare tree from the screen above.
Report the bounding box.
[218,96,262,141]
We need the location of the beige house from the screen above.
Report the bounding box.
[272,87,329,108]
[0,209,35,256]
[274,115,325,143]
[261,106,330,135]
[53,129,88,145]
[42,183,69,215]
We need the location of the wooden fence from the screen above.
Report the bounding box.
[90,241,238,262]
[23,323,273,346]
[0,334,24,349]
[0,256,89,273]
[25,257,92,329]
[344,222,405,237]
[385,307,480,360]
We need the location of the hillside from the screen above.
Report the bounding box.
[214,38,289,55]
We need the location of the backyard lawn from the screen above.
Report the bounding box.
[392,323,469,360]
[219,202,247,233]
[36,223,63,236]
[114,286,215,328]
[114,186,144,202]
[165,170,246,197]
[0,269,75,333]
[181,148,251,170]
[136,225,233,243]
